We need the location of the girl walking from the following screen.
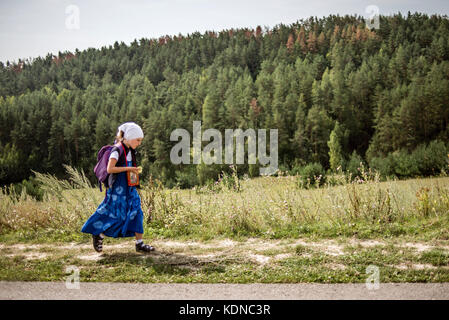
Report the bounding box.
[81,122,155,253]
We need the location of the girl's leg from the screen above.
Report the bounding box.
[92,233,104,252]
[134,232,155,252]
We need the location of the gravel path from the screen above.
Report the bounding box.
[1,282,449,300]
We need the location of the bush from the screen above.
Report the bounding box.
[346,151,365,180]
[369,155,394,178]
[196,162,222,186]
[8,176,44,201]
[289,165,302,176]
[391,150,420,178]
[368,140,448,180]
[276,163,290,176]
[175,166,199,189]
[289,159,306,176]
[413,140,447,176]
[297,163,326,189]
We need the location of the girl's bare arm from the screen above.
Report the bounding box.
[107,158,139,174]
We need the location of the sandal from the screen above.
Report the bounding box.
[136,242,155,253]
[92,234,104,252]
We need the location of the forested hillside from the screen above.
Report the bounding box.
[1,12,448,189]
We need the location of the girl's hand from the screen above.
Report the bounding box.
[128,167,140,174]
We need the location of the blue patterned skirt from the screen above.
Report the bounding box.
[81,161,144,238]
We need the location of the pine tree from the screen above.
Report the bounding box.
[286,34,295,52]
[293,94,308,161]
[306,105,333,166]
[202,87,221,129]
[327,121,344,172]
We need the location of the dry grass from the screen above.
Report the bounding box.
[0,165,103,234]
[1,165,448,240]
[146,174,449,238]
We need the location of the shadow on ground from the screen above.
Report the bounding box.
[95,249,229,275]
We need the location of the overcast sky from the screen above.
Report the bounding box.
[0,0,448,63]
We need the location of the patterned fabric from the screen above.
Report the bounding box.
[81,160,144,238]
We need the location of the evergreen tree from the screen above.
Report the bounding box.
[327,121,345,172]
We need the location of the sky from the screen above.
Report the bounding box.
[0,0,448,63]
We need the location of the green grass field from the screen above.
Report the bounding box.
[0,169,448,283]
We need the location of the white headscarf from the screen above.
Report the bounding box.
[117,122,144,141]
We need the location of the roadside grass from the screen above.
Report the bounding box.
[420,249,449,266]
[1,238,448,283]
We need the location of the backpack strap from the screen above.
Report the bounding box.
[113,142,125,159]
[119,142,126,164]
[110,142,127,168]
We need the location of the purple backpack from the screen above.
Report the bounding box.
[94,142,124,191]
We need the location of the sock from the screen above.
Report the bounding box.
[136,239,143,245]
